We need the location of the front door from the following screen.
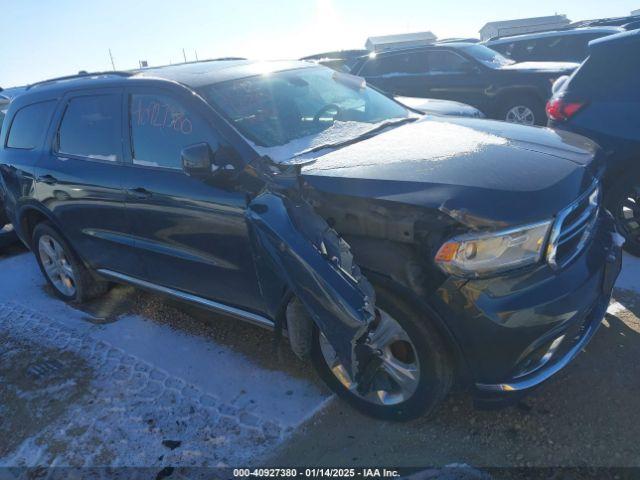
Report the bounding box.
[121,87,265,314]
[423,50,487,108]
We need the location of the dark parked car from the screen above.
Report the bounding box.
[547,29,640,254]
[0,61,621,420]
[485,27,622,63]
[569,14,640,30]
[350,43,578,125]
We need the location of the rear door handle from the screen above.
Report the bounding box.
[38,174,58,185]
[127,187,153,199]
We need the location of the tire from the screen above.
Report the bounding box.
[498,94,546,126]
[32,221,109,303]
[310,280,453,421]
[606,175,640,257]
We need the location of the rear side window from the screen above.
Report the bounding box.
[57,95,120,161]
[6,100,56,149]
[360,52,427,76]
[129,93,219,170]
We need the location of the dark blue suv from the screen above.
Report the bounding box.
[0,61,622,420]
[547,29,640,254]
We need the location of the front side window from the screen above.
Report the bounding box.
[6,100,56,149]
[129,93,218,170]
[427,51,471,73]
[462,44,515,68]
[58,95,120,161]
[199,67,409,151]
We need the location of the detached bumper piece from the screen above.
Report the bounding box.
[246,191,376,380]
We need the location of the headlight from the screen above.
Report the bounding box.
[435,220,552,277]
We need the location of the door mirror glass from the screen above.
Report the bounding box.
[181,142,213,176]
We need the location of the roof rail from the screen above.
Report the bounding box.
[26,71,134,90]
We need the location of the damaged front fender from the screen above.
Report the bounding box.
[246,191,376,381]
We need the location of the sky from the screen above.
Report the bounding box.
[1,0,638,87]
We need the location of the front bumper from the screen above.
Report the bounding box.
[431,210,622,395]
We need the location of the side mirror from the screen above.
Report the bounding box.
[181,143,213,177]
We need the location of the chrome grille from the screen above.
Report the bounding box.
[547,185,600,269]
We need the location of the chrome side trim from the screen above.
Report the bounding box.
[96,269,274,330]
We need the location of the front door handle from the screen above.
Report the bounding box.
[38,174,58,185]
[127,187,153,199]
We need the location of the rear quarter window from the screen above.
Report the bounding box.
[6,100,56,149]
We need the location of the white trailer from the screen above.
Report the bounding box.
[479,15,571,41]
[365,32,437,53]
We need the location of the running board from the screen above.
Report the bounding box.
[96,269,275,330]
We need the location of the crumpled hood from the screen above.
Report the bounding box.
[499,61,579,73]
[301,116,599,229]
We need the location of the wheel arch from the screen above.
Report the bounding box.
[17,204,71,253]
[344,235,471,384]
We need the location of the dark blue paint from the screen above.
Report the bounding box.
[0,61,622,399]
[548,30,640,179]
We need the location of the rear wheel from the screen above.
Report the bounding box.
[310,282,453,421]
[32,222,109,303]
[498,95,545,126]
[607,175,640,256]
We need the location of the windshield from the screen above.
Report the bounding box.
[462,44,515,68]
[199,67,409,155]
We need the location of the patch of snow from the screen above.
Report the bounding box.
[500,61,579,72]
[613,252,640,293]
[305,119,508,172]
[0,253,331,467]
[395,96,482,117]
[252,119,409,164]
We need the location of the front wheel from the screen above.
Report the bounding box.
[310,282,453,421]
[607,175,640,256]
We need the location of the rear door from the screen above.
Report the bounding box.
[121,86,265,314]
[34,89,142,275]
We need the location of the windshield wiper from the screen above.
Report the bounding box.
[292,117,418,160]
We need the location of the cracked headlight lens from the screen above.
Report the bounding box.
[435,220,552,277]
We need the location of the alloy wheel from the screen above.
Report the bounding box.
[38,234,77,297]
[319,309,421,406]
[505,105,535,125]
